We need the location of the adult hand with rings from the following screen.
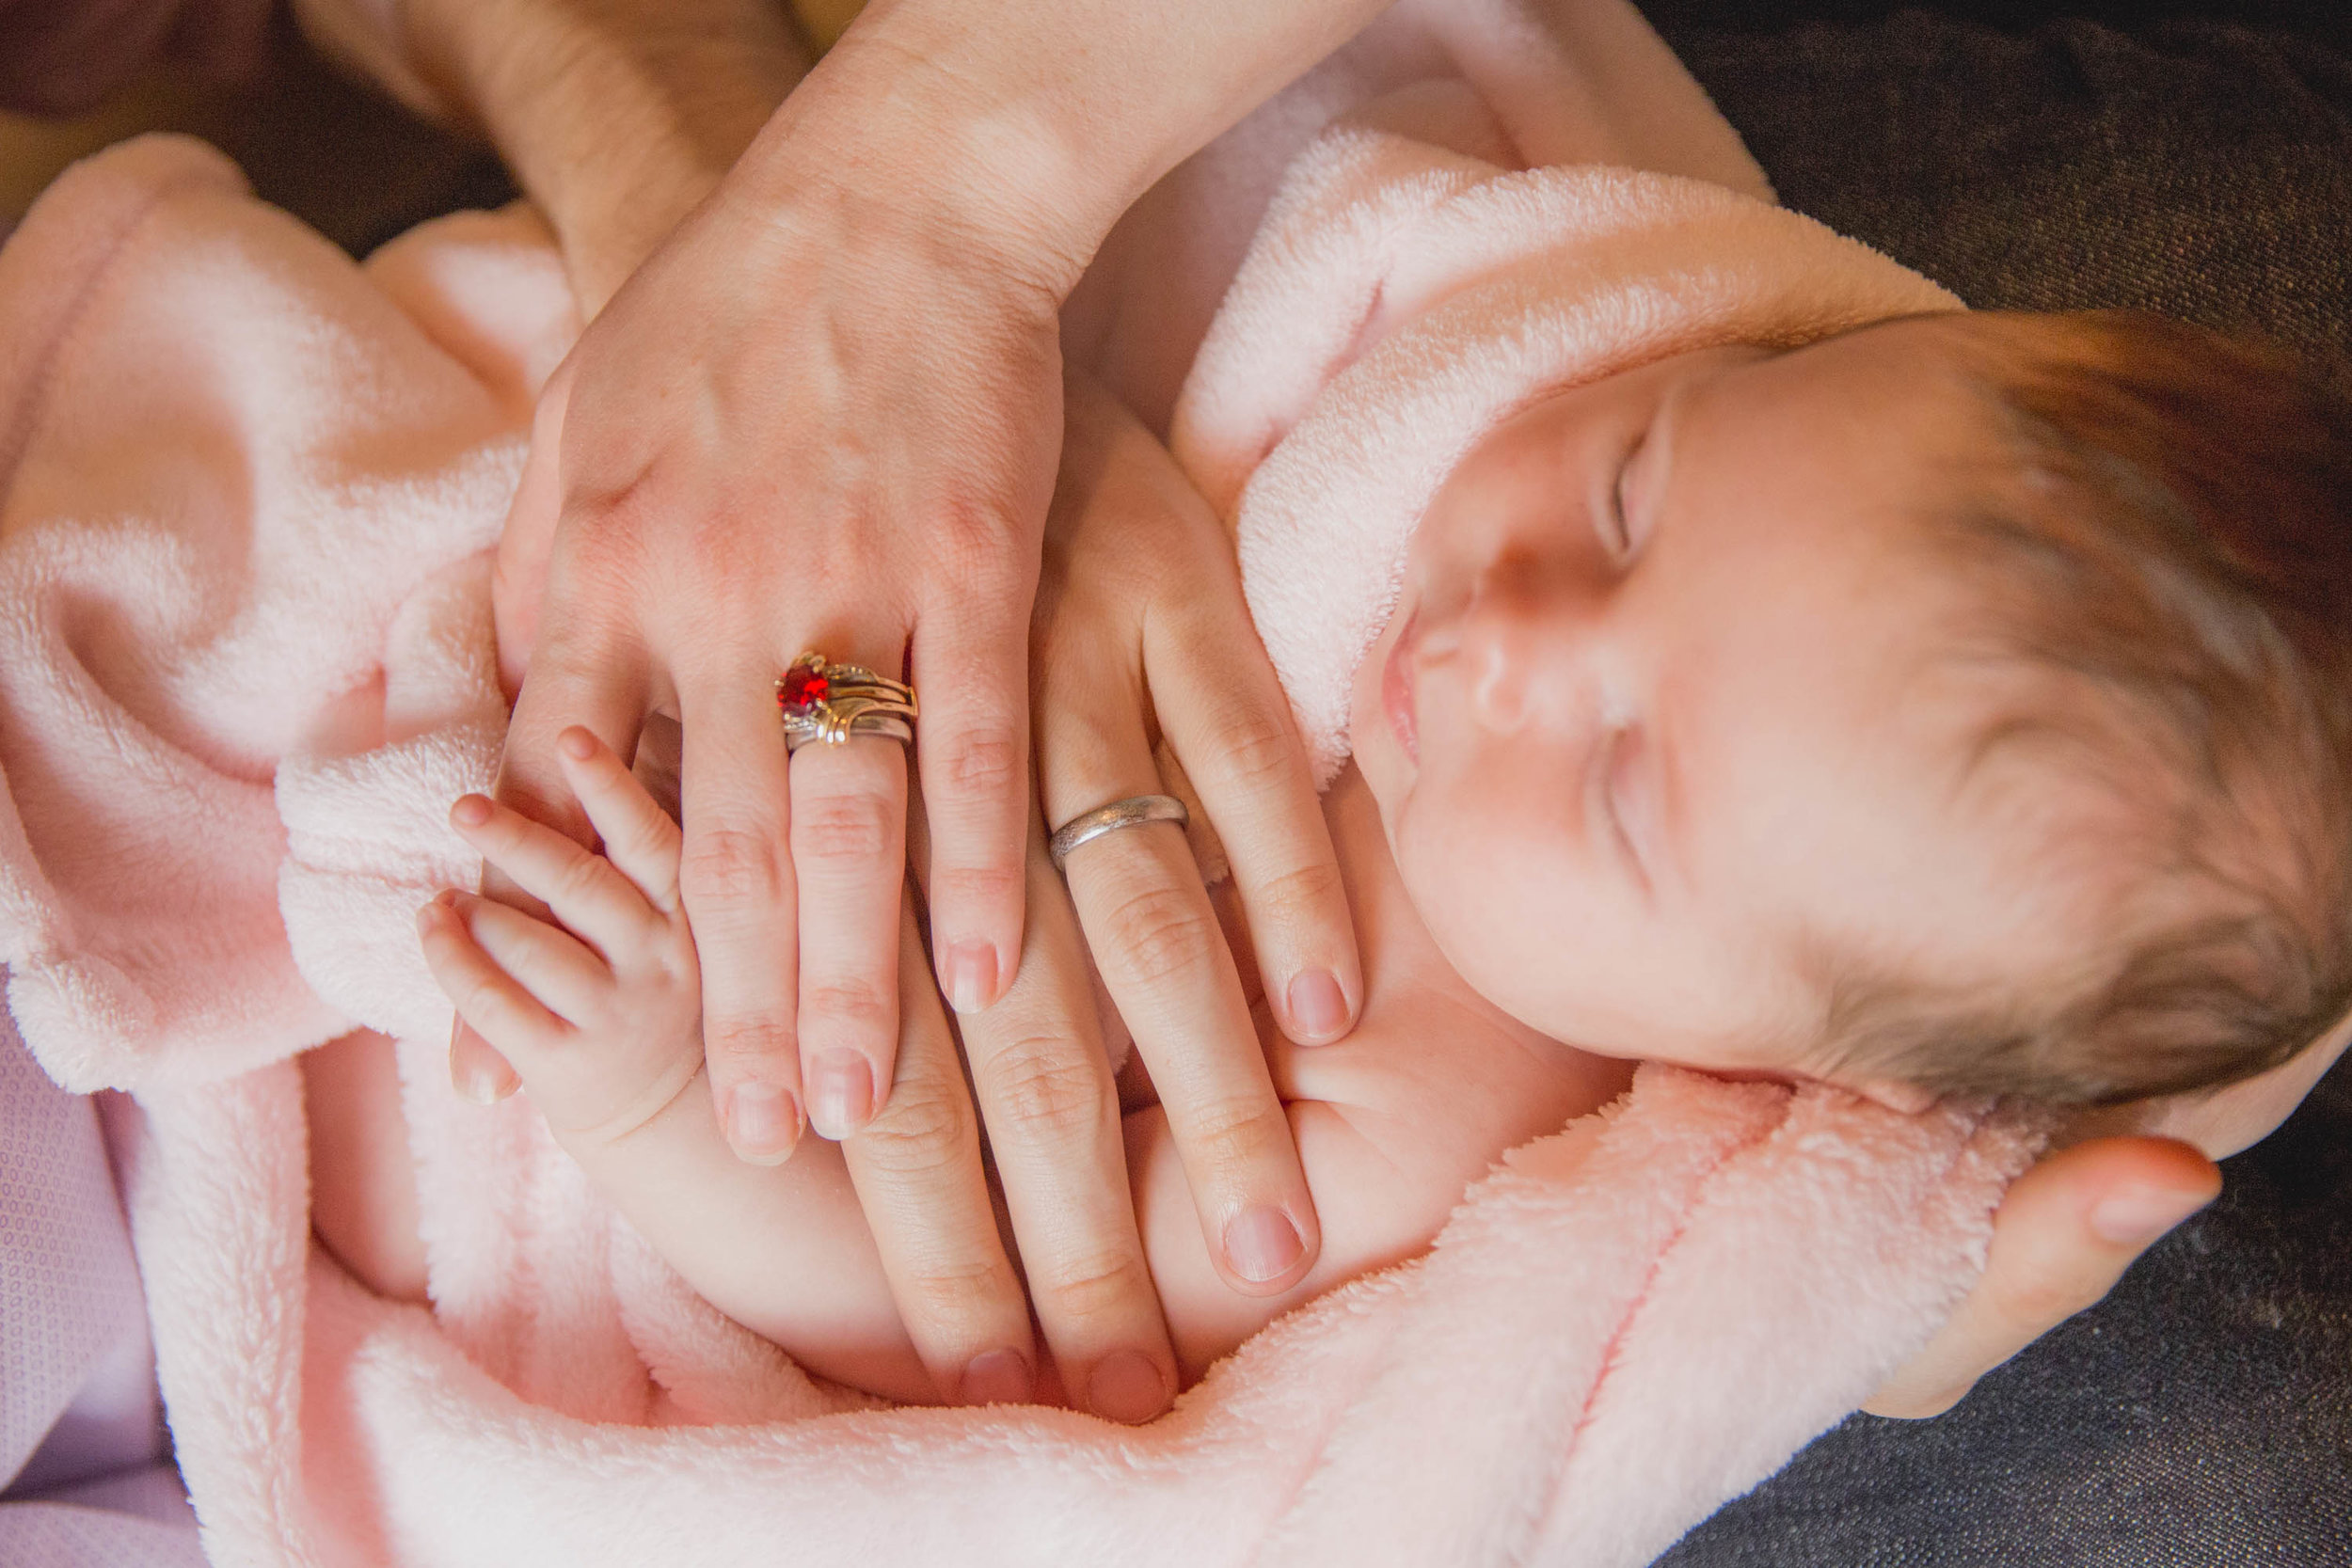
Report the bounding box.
[408,0,1393,1409]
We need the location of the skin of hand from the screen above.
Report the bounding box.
[1863,1021,2349,1418]
[410,730,1613,1412]
[433,0,1395,1410]
[420,728,1004,1402]
[1030,372,1365,1300]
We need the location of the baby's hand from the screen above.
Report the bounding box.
[419,726,707,1148]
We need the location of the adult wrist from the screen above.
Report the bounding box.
[732,19,1161,308]
[298,0,804,311]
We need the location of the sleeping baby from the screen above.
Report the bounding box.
[314,61,2352,1408]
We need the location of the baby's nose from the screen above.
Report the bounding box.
[1454,555,1595,735]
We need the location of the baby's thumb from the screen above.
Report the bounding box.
[1862,1134,2219,1418]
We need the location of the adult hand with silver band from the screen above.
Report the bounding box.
[366,0,1394,1413]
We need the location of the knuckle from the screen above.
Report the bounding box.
[791,790,898,868]
[1254,857,1347,926]
[1178,1093,1291,1180]
[901,1257,1017,1331]
[930,862,1024,917]
[978,1033,1110,1143]
[930,503,1024,581]
[679,825,786,907]
[802,979,894,1035]
[1198,704,1299,797]
[857,1074,977,1180]
[935,728,1024,800]
[1095,882,1221,990]
[703,1014,794,1072]
[1035,1246,1154,1325]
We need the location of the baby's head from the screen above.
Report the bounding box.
[1352,310,2352,1107]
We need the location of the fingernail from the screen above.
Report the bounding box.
[1088,1349,1171,1425]
[807,1051,875,1141]
[1285,969,1350,1043]
[960,1348,1034,1406]
[452,795,492,828]
[945,941,1000,1015]
[558,727,596,760]
[2090,1183,2214,1246]
[726,1084,803,1164]
[453,1057,516,1106]
[416,902,444,935]
[1223,1205,1305,1285]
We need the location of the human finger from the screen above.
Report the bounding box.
[1147,585,1359,1047]
[442,890,613,1026]
[453,626,651,1103]
[553,724,683,912]
[957,826,1177,1422]
[788,671,911,1141]
[448,791,662,962]
[1041,696,1318,1298]
[675,667,804,1164]
[912,590,1033,1019]
[843,893,1036,1406]
[419,895,572,1059]
[1862,1134,2220,1418]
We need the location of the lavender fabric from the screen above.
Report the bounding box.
[0,1015,199,1561]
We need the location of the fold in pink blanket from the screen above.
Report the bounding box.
[0,13,2035,1566]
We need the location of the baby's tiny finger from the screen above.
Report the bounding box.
[447,891,613,1026]
[419,897,571,1062]
[555,726,684,911]
[449,793,660,960]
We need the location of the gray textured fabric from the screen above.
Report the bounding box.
[1646,8,2352,1564]
[1670,11,2352,375]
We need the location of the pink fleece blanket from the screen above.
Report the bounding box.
[0,18,2033,1567]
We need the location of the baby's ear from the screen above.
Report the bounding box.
[1848,1076,1938,1116]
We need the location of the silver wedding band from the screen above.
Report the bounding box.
[1049,794,1189,869]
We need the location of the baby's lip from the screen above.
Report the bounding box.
[1383,607,1421,765]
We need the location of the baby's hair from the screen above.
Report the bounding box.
[1820,309,2352,1105]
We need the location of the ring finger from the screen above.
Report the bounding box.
[787,647,913,1141]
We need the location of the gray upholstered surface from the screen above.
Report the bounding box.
[1647,8,2352,1563]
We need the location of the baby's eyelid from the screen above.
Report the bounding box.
[1610,435,1647,560]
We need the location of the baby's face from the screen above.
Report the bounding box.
[1351,319,2074,1098]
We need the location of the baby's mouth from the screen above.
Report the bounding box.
[1382,607,1421,765]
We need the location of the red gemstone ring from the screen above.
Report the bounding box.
[776,653,918,753]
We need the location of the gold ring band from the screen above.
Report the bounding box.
[777,653,917,753]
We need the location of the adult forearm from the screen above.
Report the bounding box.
[735,0,1399,302]
[294,0,807,311]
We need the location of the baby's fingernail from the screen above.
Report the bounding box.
[1223,1205,1304,1285]
[1088,1349,1171,1425]
[451,795,492,828]
[1285,969,1350,1043]
[2090,1183,2214,1246]
[453,1056,516,1106]
[558,727,596,760]
[944,941,1000,1015]
[726,1084,803,1164]
[806,1052,875,1141]
[960,1349,1034,1406]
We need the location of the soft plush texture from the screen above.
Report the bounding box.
[0,5,2040,1561]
